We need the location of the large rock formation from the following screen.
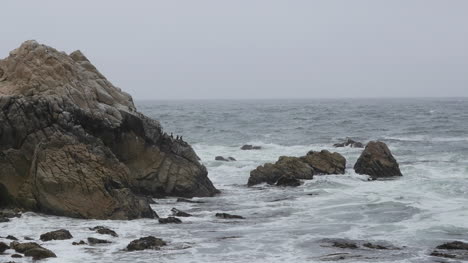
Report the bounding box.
[0,40,218,219]
[354,141,402,178]
[248,150,346,186]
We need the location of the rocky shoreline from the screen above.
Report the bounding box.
[0,41,462,262]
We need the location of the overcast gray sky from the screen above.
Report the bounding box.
[1,0,468,100]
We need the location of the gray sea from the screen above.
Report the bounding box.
[1,98,468,262]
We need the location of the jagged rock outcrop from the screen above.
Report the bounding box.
[354,141,402,178]
[248,150,346,186]
[0,40,218,219]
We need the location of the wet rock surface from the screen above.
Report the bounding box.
[87,237,111,245]
[215,213,245,219]
[215,156,236,161]
[275,175,302,187]
[126,236,167,251]
[158,217,182,224]
[0,242,9,253]
[333,138,365,148]
[240,145,261,150]
[248,150,345,186]
[0,40,218,220]
[89,226,118,237]
[171,208,192,217]
[354,141,402,178]
[39,229,73,241]
[430,241,468,260]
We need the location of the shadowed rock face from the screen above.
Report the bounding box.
[354,141,402,179]
[0,40,218,219]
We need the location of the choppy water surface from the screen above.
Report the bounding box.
[2,98,468,262]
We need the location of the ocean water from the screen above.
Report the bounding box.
[2,98,468,262]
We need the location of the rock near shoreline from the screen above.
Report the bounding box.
[0,40,218,219]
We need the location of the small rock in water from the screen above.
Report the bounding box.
[333,138,365,148]
[72,240,86,246]
[176,198,205,203]
[354,141,402,178]
[89,226,118,237]
[228,157,236,161]
[24,247,57,260]
[11,254,23,258]
[126,236,167,251]
[332,240,359,249]
[159,217,182,224]
[0,242,9,253]
[215,213,245,219]
[171,208,192,217]
[0,217,10,223]
[87,237,111,245]
[9,241,42,253]
[436,241,468,250]
[40,229,73,241]
[23,237,34,241]
[276,175,302,187]
[363,242,389,250]
[241,144,262,150]
[6,235,18,241]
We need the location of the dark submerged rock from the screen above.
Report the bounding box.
[215,213,245,219]
[159,217,182,224]
[89,226,118,237]
[171,208,192,217]
[11,254,23,258]
[0,241,9,253]
[126,236,166,251]
[241,145,261,150]
[354,141,402,178]
[23,247,57,260]
[215,156,236,162]
[87,237,111,245]
[176,198,204,204]
[436,241,468,250]
[10,241,42,253]
[40,229,73,241]
[6,235,18,241]
[72,240,86,246]
[333,138,365,148]
[275,175,302,187]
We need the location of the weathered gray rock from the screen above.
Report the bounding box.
[354,141,402,178]
[126,236,166,251]
[248,150,346,186]
[0,41,218,219]
[40,229,73,241]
